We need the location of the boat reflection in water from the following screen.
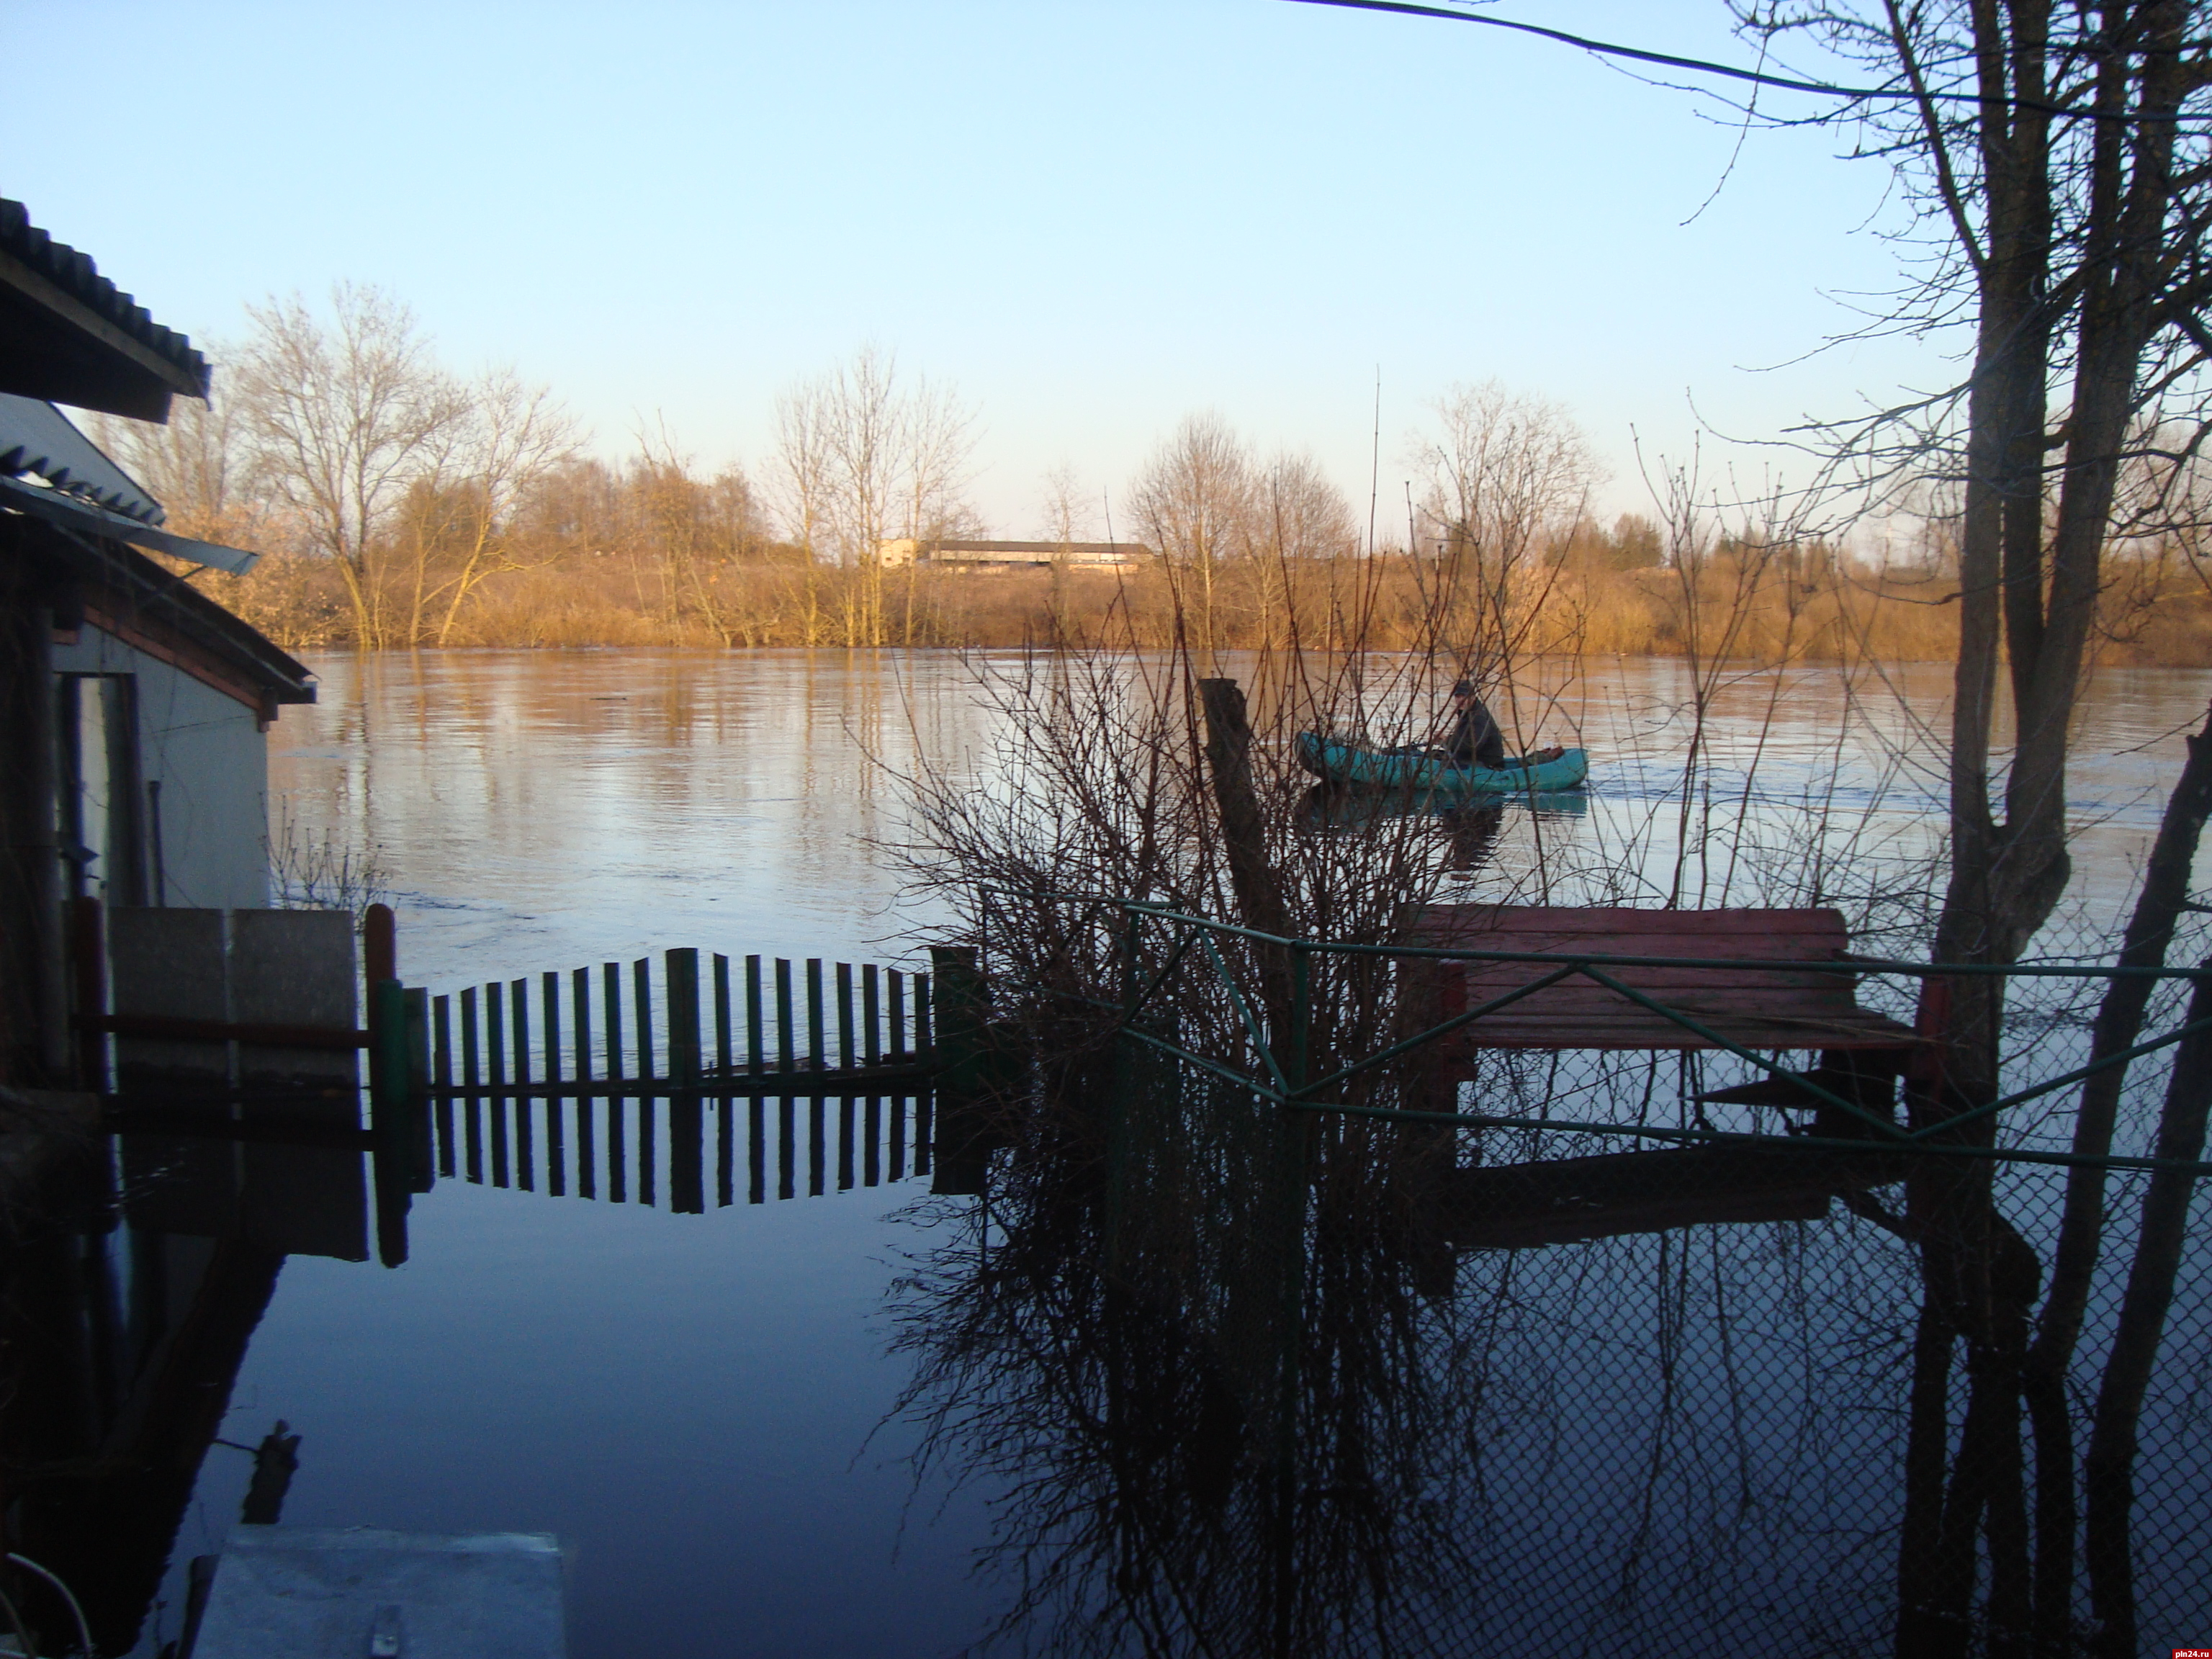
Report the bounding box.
[1295,785,1588,884]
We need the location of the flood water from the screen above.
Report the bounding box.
[91,651,2212,1655]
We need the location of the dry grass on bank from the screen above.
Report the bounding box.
[189,544,2212,667]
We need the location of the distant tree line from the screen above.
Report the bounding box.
[99,284,2212,665]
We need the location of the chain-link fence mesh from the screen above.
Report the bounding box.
[887,927,2212,1659]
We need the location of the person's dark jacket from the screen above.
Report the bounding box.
[1444,697,1506,768]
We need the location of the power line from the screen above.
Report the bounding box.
[1283,0,2211,125]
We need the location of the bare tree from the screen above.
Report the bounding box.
[413,369,577,645]
[92,361,270,549]
[1414,381,1595,664]
[1725,8,2212,1654]
[1127,413,1256,665]
[1038,461,1097,549]
[771,346,979,644]
[233,284,466,647]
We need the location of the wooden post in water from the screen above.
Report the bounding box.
[806,959,825,1070]
[604,962,626,1204]
[543,971,565,1197]
[863,964,881,1066]
[806,958,826,1196]
[746,955,765,1073]
[573,966,595,1200]
[404,988,433,1193]
[914,971,932,1175]
[929,948,987,1194]
[775,958,794,1071]
[836,962,855,1071]
[461,986,483,1184]
[889,971,906,1061]
[511,979,533,1192]
[667,948,704,1215]
[433,994,455,1178]
[714,953,733,1208]
[487,982,509,1187]
[368,979,412,1267]
[363,902,397,989]
[634,958,656,1208]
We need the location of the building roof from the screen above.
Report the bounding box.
[3,511,314,710]
[931,540,1151,559]
[0,395,263,574]
[0,393,164,523]
[0,199,210,421]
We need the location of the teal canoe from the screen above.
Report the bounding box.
[1295,732,1590,795]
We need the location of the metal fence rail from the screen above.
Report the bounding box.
[998,891,2212,1178]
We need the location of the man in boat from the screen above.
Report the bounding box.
[1439,680,1565,770]
[1442,680,1508,768]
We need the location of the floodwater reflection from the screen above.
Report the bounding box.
[888,1046,2212,1658]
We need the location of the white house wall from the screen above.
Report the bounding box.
[50,625,271,909]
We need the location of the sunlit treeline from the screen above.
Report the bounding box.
[99,284,2212,663]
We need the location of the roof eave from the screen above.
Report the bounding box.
[0,247,209,421]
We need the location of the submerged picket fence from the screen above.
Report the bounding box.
[424,948,936,1213]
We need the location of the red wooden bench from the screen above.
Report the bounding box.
[1402,905,1920,1060]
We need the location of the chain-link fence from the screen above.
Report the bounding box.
[887,909,2212,1658]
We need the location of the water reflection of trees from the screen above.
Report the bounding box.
[889,1046,2212,1658]
[892,1062,1490,1656]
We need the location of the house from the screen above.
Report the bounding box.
[874,536,1154,570]
[0,198,315,1087]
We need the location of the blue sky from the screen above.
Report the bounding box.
[5,1,1935,534]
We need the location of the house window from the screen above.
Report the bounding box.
[56,673,145,907]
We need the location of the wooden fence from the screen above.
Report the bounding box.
[422,948,937,1214]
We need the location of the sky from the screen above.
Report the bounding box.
[3,1,1943,539]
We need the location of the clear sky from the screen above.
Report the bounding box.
[4,1,1936,536]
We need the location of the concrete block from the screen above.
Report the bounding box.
[189,1527,566,1659]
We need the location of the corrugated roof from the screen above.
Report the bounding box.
[0,394,164,523]
[0,199,210,418]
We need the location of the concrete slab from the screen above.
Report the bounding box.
[187,1527,566,1659]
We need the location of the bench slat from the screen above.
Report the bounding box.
[1403,904,1919,1057]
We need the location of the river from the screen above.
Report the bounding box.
[128,650,2212,1656]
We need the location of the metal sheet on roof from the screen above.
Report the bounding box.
[0,393,163,523]
[0,473,258,575]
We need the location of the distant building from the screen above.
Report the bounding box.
[0,198,315,1086]
[875,537,1154,570]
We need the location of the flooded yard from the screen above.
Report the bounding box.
[86,649,2212,1656]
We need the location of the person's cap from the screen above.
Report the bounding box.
[1451,679,1475,696]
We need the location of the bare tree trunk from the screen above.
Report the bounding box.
[2023,703,2212,1649]
[1197,678,1293,1040]
[2081,965,2212,1658]
[1898,1295,1958,1653]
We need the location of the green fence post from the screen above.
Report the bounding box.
[431,992,454,1179]
[403,986,433,1194]
[668,948,704,1214]
[369,979,413,1267]
[543,971,565,1197]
